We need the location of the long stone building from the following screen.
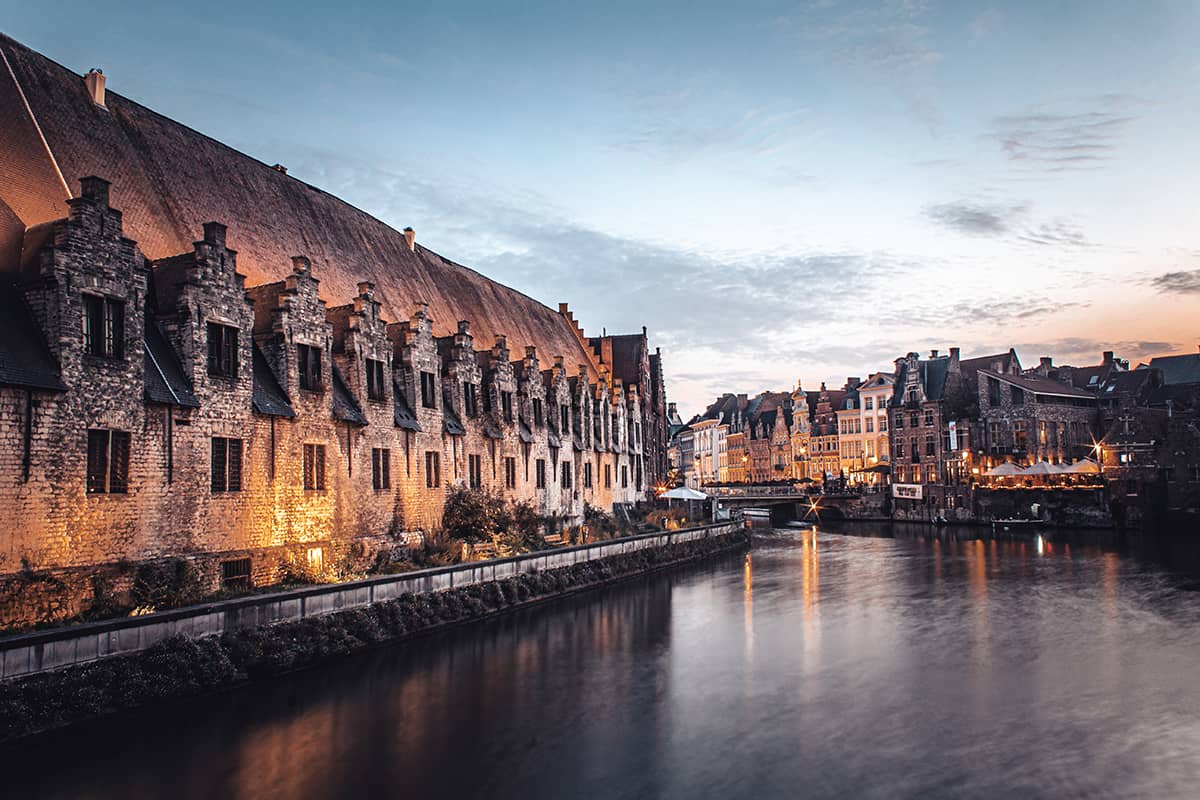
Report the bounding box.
[0,35,667,623]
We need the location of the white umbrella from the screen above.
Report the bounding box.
[985,462,1023,477]
[1023,461,1056,475]
[1064,458,1101,474]
[661,486,709,500]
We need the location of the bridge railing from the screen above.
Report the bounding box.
[707,486,808,499]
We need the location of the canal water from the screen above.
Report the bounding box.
[4,524,1200,799]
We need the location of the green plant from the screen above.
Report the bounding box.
[130,559,204,610]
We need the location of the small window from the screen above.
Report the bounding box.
[987,376,1002,407]
[536,458,547,489]
[211,437,243,492]
[909,412,919,428]
[1189,465,1200,483]
[925,435,935,456]
[584,462,593,488]
[469,453,482,488]
[924,410,934,427]
[1011,386,1025,406]
[87,429,130,493]
[501,391,514,422]
[605,463,612,488]
[372,448,390,490]
[420,371,437,408]
[425,451,440,488]
[303,443,326,490]
[504,457,516,489]
[895,414,904,429]
[560,404,570,432]
[366,359,386,401]
[865,397,873,410]
[880,416,888,432]
[298,344,322,391]
[560,461,572,490]
[464,382,479,417]
[221,558,252,591]
[82,294,125,359]
[533,398,544,426]
[206,322,238,378]
[621,465,629,488]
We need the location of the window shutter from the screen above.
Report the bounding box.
[381,449,390,488]
[109,431,130,493]
[211,438,227,492]
[315,445,326,490]
[228,439,243,491]
[110,300,125,358]
[87,430,108,493]
[225,328,238,378]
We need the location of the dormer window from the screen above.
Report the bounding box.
[298,344,322,391]
[82,294,124,359]
[207,322,238,378]
[533,397,544,426]
[366,358,385,401]
[501,391,514,422]
[463,382,479,417]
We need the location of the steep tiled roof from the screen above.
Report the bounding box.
[442,397,466,436]
[251,343,294,418]
[980,368,1096,399]
[143,321,198,407]
[392,382,421,431]
[1149,353,1200,386]
[331,365,367,425]
[0,34,600,380]
[0,280,66,392]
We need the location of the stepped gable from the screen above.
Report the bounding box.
[0,34,598,379]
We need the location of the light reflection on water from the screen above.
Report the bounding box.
[4,524,1200,799]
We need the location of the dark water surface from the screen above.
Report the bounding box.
[4,525,1200,799]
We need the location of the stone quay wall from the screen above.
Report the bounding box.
[0,522,742,681]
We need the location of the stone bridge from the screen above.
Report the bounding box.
[706,486,889,524]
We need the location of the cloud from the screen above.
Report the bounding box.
[968,7,1003,41]
[1017,220,1092,247]
[925,200,1027,235]
[1003,338,1180,364]
[1149,269,1200,294]
[988,105,1137,172]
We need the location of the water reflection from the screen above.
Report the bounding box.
[3,526,1200,799]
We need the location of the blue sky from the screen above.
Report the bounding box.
[5,0,1199,415]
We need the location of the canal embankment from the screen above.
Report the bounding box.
[0,522,747,742]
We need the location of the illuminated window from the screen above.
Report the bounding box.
[306,547,324,573]
[303,443,326,490]
[211,437,243,492]
[82,294,124,359]
[87,429,130,494]
[206,322,238,378]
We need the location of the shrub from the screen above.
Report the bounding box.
[130,559,204,611]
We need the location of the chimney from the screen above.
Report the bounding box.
[949,347,961,370]
[357,281,375,299]
[1039,356,1053,374]
[1102,351,1114,365]
[84,68,106,107]
[291,255,310,274]
[202,221,227,248]
[930,349,940,358]
[79,176,110,208]
[273,164,288,174]
[403,227,416,252]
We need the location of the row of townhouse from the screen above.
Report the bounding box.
[670,344,1200,514]
[0,181,651,622]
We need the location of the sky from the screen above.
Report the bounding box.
[4,0,1200,417]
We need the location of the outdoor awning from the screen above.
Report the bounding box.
[1063,458,1101,474]
[661,486,708,500]
[985,462,1023,477]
